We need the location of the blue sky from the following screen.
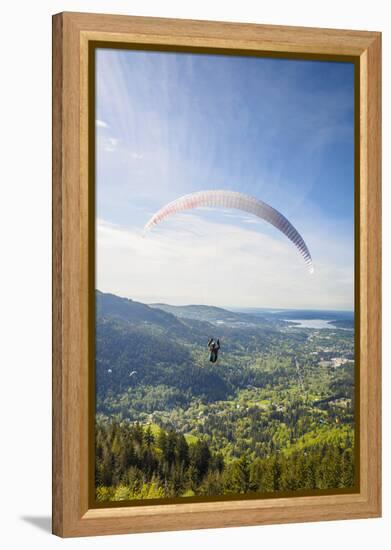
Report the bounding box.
[95,48,355,309]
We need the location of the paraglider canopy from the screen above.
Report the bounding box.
[144,190,313,273]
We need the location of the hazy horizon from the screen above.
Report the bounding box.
[96,288,354,314]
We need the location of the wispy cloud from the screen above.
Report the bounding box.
[99,136,119,153]
[104,137,118,153]
[97,214,353,309]
[96,119,108,128]
[129,152,143,160]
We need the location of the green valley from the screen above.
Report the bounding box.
[95,290,355,501]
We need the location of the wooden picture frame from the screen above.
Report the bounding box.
[52,11,381,537]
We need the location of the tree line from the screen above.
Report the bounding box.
[95,421,354,502]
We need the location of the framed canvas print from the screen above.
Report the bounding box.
[52,12,381,537]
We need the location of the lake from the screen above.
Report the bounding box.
[285,319,338,329]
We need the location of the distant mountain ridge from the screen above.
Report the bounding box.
[97,290,272,329]
[96,291,352,329]
[149,302,267,326]
[97,290,185,328]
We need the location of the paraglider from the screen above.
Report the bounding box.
[129,370,137,377]
[144,190,313,273]
[208,338,220,363]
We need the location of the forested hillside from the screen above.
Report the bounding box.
[95,291,355,501]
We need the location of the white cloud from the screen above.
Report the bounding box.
[96,119,108,128]
[104,137,119,152]
[96,214,353,310]
[129,152,143,160]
